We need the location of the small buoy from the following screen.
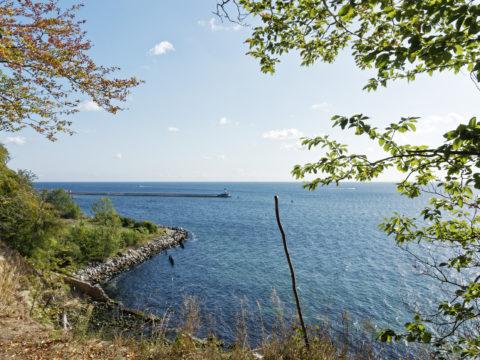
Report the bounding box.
[168,255,174,266]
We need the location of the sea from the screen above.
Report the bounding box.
[36,182,437,355]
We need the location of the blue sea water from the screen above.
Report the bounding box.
[36,182,435,349]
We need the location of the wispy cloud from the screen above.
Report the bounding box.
[219,116,229,125]
[416,113,466,134]
[198,18,241,31]
[77,100,101,112]
[114,153,122,159]
[397,112,467,146]
[281,141,304,150]
[311,102,331,112]
[149,41,175,55]
[263,128,304,140]
[4,136,26,145]
[217,154,226,160]
[167,126,180,132]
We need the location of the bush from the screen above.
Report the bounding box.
[120,216,136,228]
[42,188,83,219]
[67,222,122,264]
[121,229,142,247]
[92,198,121,227]
[133,220,157,234]
[0,146,63,261]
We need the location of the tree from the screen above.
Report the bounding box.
[0,0,141,141]
[217,0,480,357]
[42,188,83,219]
[92,197,120,227]
[0,144,62,260]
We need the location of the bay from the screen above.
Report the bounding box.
[36,181,435,350]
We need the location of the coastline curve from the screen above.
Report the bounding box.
[73,226,188,285]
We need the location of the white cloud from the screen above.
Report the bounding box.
[167,126,179,132]
[77,100,101,112]
[217,154,226,160]
[281,141,305,150]
[263,128,304,140]
[396,112,467,146]
[219,116,229,125]
[114,153,122,159]
[202,156,212,160]
[198,18,241,31]
[311,102,331,112]
[4,136,26,145]
[149,41,175,55]
[416,112,466,134]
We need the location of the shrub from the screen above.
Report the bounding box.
[42,188,83,219]
[120,216,136,228]
[133,220,157,234]
[133,226,149,235]
[68,222,122,264]
[121,229,143,247]
[92,198,121,227]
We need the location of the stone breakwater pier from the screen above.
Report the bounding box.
[68,191,231,198]
[73,227,188,285]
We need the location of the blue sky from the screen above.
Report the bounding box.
[3,0,479,181]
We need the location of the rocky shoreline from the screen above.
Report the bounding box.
[73,226,188,285]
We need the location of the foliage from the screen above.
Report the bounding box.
[120,216,136,228]
[120,229,143,247]
[215,0,480,356]
[222,0,480,91]
[133,220,158,234]
[0,149,156,267]
[0,144,62,260]
[92,198,121,227]
[42,188,83,219]
[0,0,141,140]
[66,221,122,264]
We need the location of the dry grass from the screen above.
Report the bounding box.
[0,255,21,315]
[0,242,31,316]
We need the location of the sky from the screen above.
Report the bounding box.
[2,0,480,182]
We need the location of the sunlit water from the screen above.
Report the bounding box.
[37,182,435,353]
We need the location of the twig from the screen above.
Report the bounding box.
[274,195,310,350]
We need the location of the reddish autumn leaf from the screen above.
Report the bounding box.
[0,0,142,140]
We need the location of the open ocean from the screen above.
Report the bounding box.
[36,181,435,353]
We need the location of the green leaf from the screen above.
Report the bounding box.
[338,4,351,17]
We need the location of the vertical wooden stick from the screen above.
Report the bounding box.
[274,195,310,350]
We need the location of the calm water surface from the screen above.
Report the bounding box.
[37,182,434,348]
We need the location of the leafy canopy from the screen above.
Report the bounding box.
[0,144,61,260]
[0,0,141,140]
[235,0,480,90]
[42,188,83,219]
[216,0,480,357]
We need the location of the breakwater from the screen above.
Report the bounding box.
[69,191,231,198]
[73,227,188,284]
